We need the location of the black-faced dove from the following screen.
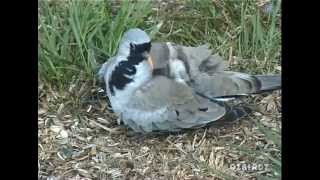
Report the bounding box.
[98,28,281,133]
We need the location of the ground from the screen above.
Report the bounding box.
[38,81,281,180]
[38,1,281,179]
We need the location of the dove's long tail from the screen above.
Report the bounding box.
[254,74,281,93]
[191,72,281,100]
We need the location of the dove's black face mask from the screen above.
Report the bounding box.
[109,42,152,95]
[129,42,151,54]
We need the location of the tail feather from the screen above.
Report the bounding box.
[254,74,281,93]
[192,72,281,100]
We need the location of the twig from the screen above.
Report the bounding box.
[166,139,188,154]
[88,119,120,134]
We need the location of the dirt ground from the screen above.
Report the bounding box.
[38,81,281,180]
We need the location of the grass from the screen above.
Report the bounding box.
[38,0,281,179]
[39,0,281,88]
[39,0,156,89]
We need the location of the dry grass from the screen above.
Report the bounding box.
[38,79,281,179]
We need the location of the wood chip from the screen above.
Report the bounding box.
[88,119,120,134]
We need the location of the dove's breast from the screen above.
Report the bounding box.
[121,106,175,133]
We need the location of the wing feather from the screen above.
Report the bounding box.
[123,76,228,133]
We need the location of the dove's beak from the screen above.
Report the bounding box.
[148,56,154,70]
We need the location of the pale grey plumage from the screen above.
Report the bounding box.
[99,28,247,133]
[121,76,228,133]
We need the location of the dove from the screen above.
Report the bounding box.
[98,28,254,133]
[150,42,281,101]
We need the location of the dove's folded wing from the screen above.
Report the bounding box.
[123,76,228,133]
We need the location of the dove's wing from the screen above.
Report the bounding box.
[122,76,230,133]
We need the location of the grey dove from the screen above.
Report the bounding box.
[98,28,281,133]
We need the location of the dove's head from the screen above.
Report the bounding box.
[108,28,154,103]
[119,28,151,51]
[117,28,154,69]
